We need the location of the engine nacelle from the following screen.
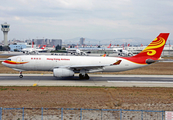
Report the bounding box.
[53,68,74,77]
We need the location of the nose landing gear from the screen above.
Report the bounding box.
[19,71,23,78]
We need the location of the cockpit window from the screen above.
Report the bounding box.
[7,59,11,61]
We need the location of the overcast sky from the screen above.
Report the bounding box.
[0,0,173,43]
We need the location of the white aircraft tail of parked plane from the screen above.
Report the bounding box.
[2,33,169,79]
[68,45,88,56]
[22,44,46,54]
[113,48,133,56]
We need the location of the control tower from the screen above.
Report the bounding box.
[1,22,10,46]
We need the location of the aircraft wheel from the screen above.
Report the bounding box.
[79,74,90,79]
[84,74,90,79]
[19,75,23,78]
[79,74,84,79]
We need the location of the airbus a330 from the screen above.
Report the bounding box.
[2,33,169,79]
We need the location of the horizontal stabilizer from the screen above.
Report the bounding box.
[111,60,122,65]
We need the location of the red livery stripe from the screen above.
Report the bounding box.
[4,60,28,65]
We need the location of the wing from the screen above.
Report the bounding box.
[54,60,122,72]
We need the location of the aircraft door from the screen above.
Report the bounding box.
[16,57,22,68]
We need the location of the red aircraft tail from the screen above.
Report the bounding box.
[41,45,46,49]
[107,44,111,48]
[133,33,169,59]
[32,42,34,48]
[121,33,170,65]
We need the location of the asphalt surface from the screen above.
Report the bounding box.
[0,74,173,87]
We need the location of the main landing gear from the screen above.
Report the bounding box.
[19,71,23,78]
[79,69,90,80]
[79,73,90,80]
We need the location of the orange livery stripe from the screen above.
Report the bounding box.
[4,60,28,65]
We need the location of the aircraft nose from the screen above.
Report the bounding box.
[2,61,5,65]
[2,60,8,67]
[1,61,6,66]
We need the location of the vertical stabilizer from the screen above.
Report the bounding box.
[133,33,169,59]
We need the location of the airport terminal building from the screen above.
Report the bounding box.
[9,43,36,52]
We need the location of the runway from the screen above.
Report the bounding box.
[0,74,173,87]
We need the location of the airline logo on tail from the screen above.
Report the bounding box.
[121,33,169,65]
[139,36,165,56]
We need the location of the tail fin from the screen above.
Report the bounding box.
[133,33,169,59]
[32,42,34,48]
[107,44,111,48]
[41,45,46,49]
[102,54,106,57]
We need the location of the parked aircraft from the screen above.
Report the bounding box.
[2,33,169,79]
[67,46,133,56]
[113,48,133,56]
[21,45,46,54]
[68,45,88,56]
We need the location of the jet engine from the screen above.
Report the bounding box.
[53,68,74,77]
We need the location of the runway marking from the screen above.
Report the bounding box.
[107,81,173,83]
[33,83,38,86]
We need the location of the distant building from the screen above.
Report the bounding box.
[33,39,45,46]
[80,37,85,46]
[51,39,62,47]
[25,39,32,44]
[9,39,24,45]
[8,38,62,50]
[32,38,62,47]
[9,43,27,52]
[45,39,51,45]
[9,43,36,51]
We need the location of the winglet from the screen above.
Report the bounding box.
[102,54,106,57]
[111,60,122,65]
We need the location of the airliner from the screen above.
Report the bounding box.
[21,45,46,54]
[67,45,88,56]
[113,48,133,56]
[2,33,169,79]
[75,48,88,55]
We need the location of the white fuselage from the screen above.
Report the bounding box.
[22,48,45,52]
[2,55,147,73]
